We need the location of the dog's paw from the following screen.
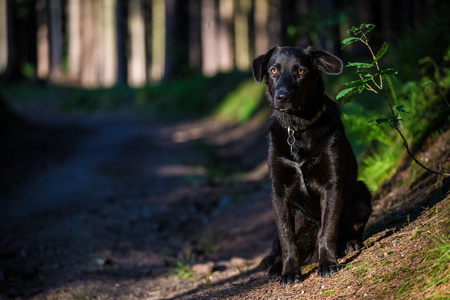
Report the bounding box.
[268,261,282,278]
[280,273,301,286]
[345,240,362,255]
[317,260,341,278]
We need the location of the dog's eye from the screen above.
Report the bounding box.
[271,68,278,74]
[298,69,305,75]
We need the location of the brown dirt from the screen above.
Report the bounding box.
[0,104,449,300]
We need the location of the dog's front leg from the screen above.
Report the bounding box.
[317,186,343,277]
[271,189,301,286]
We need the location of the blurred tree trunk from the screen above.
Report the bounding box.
[234,0,251,71]
[148,0,165,82]
[128,0,147,86]
[218,0,233,72]
[68,0,81,81]
[115,0,127,83]
[267,1,282,48]
[254,0,269,55]
[80,0,96,86]
[92,0,103,84]
[188,0,201,71]
[0,0,8,76]
[48,0,63,81]
[0,0,16,82]
[201,0,218,76]
[164,0,189,80]
[278,0,288,45]
[164,0,176,81]
[101,0,117,86]
[36,0,49,80]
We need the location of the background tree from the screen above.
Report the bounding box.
[128,0,146,87]
[149,0,165,82]
[218,0,234,73]
[36,0,49,80]
[48,0,62,80]
[201,0,218,76]
[0,0,16,82]
[68,0,81,81]
[254,0,269,56]
[0,0,444,87]
[234,0,251,71]
[0,1,7,75]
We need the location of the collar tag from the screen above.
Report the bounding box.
[287,126,296,158]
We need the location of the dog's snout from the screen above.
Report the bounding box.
[276,92,291,104]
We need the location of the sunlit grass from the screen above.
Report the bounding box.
[213,79,265,123]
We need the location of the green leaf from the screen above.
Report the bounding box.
[342,78,370,87]
[380,68,398,75]
[347,26,360,35]
[369,118,390,126]
[336,87,357,100]
[356,70,374,78]
[395,105,407,113]
[341,37,360,49]
[364,24,376,31]
[374,42,389,62]
[337,84,367,103]
[346,62,373,69]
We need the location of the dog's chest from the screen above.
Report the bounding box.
[273,130,324,190]
[286,130,321,162]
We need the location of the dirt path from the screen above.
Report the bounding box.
[0,111,274,299]
[0,108,448,299]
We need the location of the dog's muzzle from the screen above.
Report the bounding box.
[274,89,293,111]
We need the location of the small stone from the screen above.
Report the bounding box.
[230,257,246,267]
[192,262,214,275]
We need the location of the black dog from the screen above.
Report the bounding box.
[252,46,372,286]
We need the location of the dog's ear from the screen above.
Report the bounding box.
[252,45,279,84]
[307,46,343,75]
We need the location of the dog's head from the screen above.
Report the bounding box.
[252,46,343,113]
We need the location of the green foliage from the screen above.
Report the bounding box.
[4,71,262,122]
[342,104,404,190]
[203,275,213,289]
[171,260,194,279]
[396,230,450,299]
[323,290,336,296]
[339,23,450,190]
[136,71,252,120]
[170,251,195,279]
[338,24,398,105]
[214,79,265,122]
[61,84,135,112]
[358,150,401,192]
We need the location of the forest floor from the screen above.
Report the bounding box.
[0,100,449,300]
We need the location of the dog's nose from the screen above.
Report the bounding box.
[276,92,291,104]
